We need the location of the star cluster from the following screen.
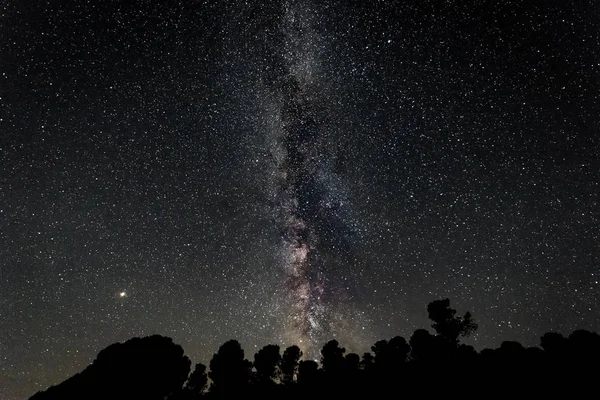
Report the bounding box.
[1,1,599,399]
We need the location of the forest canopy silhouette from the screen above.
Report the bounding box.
[30,299,600,400]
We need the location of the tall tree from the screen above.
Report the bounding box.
[427,299,478,343]
[321,339,346,374]
[208,340,252,396]
[281,345,302,384]
[254,344,281,383]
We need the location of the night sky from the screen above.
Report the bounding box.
[2,1,599,398]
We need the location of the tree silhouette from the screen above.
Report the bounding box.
[360,352,374,371]
[409,328,433,362]
[372,336,410,371]
[568,329,600,357]
[254,344,282,383]
[208,339,251,397]
[186,363,207,395]
[280,345,302,384]
[388,336,410,364]
[28,299,600,400]
[456,343,478,363]
[371,339,388,365]
[297,360,319,386]
[500,340,526,353]
[427,298,478,343]
[167,362,208,400]
[345,353,360,371]
[540,332,567,354]
[320,339,346,374]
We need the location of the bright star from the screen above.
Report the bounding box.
[119,291,127,298]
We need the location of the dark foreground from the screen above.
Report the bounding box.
[30,299,599,400]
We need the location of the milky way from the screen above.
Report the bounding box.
[265,1,361,356]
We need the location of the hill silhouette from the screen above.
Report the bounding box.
[30,299,600,399]
[30,335,190,400]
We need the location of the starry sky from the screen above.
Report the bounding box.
[1,1,599,398]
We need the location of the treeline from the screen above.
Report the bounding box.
[31,299,600,400]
